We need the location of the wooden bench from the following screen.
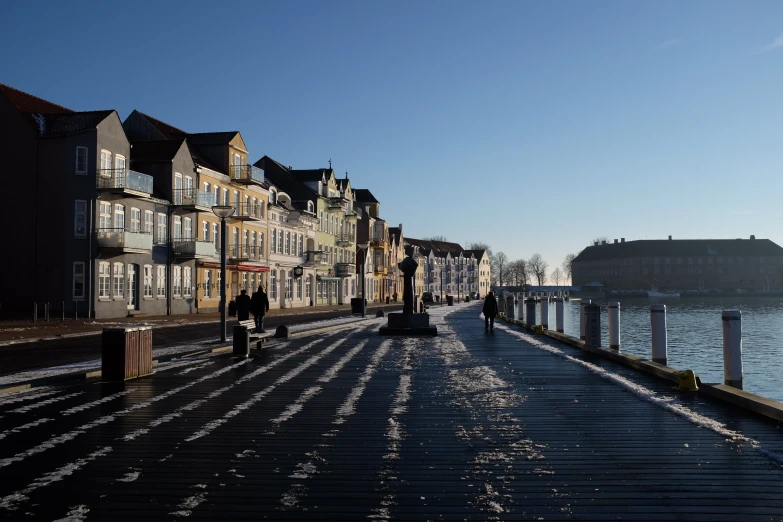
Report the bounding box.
[237,319,275,346]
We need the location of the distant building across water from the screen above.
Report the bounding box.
[572,236,783,292]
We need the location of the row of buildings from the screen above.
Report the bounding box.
[572,236,783,291]
[0,83,490,319]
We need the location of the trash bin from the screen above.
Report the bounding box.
[102,327,140,381]
[350,298,364,315]
[386,296,390,304]
[228,300,237,317]
[446,295,454,306]
[137,326,153,377]
[233,325,250,357]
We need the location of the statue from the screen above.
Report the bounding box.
[398,256,418,315]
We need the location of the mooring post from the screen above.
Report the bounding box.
[722,310,743,390]
[584,303,601,348]
[608,302,620,350]
[651,304,667,365]
[540,297,549,330]
[554,297,564,332]
[579,299,592,340]
[525,298,536,328]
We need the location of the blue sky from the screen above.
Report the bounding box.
[3,0,783,274]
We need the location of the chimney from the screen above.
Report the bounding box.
[750,235,756,240]
[621,238,625,243]
[601,240,607,245]
[668,235,672,240]
[594,241,599,246]
[614,239,618,244]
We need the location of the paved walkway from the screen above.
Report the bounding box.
[1,303,783,520]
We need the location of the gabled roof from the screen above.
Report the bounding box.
[290,168,329,183]
[130,139,188,163]
[0,83,72,116]
[463,249,487,260]
[354,189,379,204]
[35,110,115,137]
[133,111,188,140]
[574,238,783,263]
[256,156,319,212]
[186,131,240,146]
[404,237,465,256]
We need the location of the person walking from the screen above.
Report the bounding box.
[250,286,270,333]
[236,289,251,322]
[483,291,498,331]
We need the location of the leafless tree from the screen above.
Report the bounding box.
[493,251,508,286]
[424,235,449,242]
[528,253,548,286]
[551,267,563,288]
[465,242,493,259]
[590,236,609,247]
[510,259,529,286]
[562,253,576,284]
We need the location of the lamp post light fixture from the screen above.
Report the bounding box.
[357,242,369,317]
[212,205,235,342]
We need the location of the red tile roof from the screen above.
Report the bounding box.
[0,83,72,115]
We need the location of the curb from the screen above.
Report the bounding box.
[499,316,783,424]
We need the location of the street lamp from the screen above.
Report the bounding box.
[357,242,369,317]
[212,205,235,342]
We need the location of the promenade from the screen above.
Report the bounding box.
[2,302,783,520]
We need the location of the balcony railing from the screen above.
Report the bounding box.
[97,169,153,195]
[335,263,356,277]
[233,202,263,220]
[173,188,216,208]
[327,197,345,209]
[96,228,153,252]
[335,233,354,245]
[305,250,329,265]
[374,266,388,275]
[370,238,387,248]
[229,245,263,262]
[172,239,216,258]
[229,164,265,185]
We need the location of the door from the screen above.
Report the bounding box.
[127,264,138,310]
[280,270,286,308]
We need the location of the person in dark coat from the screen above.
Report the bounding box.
[236,289,251,322]
[483,291,498,331]
[250,287,270,333]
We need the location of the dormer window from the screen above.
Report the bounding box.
[270,190,277,205]
[307,201,314,213]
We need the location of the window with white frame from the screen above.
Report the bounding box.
[259,232,264,255]
[319,211,323,230]
[306,277,311,299]
[75,147,87,174]
[286,271,293,299]
[204,269,212,298]
[270,270,277,299]
[115,154,126,174]
[144,210,154,234]
[223,188,229,207]
[285,232,290,255]
[113,262,124,298]
[144,265,153,297]
[298,235,303,256]
[202,221,209,241]
[173,216,182,240]
[114,204,125,230]
[204,182,211,193]
[99,202,111,229]
[214,186,220,205]
[157,213,167,243]
[244,229,250,249]
[252,197,257,217]
[72,262,85,299]
[242,272,248,291]
[98,262,111,298]
[74,200,87,237]
[232,227,239,254]
[212,223,219,250]
[233,191,239,213]
[174,173,183,204]
[217,269,221,296]
[271,229,276,253]
[183,217,192,239]
[100,150,111,175]
[129,208,141,233]
[297,276,302,300]
[157,265,166,298]
[278,231,283,253]
[173,266,182,297]
[183,267,192,296]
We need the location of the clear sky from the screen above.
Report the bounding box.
[3,1,783,274]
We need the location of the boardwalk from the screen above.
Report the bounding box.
[2,304,783,520]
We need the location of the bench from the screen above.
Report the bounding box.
[237,319,274,344]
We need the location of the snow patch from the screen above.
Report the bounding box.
[9,392,84,413]
[0,417,53,441]
[53,504,89,521]
[60,389,136,415]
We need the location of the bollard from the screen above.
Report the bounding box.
[651,304,667,365]
[62,301,65,321]
[45,302,49,322]
[584,304,601,348]
[33,302,37,323]
[722,310,743,389]
[579,299,592,340]
[540,298,549,330]
[506,295,514,319]
[525,298,536,327]
[555,297,564,333]
[233,325,250,357]
[608,302,620,350]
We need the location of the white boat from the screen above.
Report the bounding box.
[647,287,680,298]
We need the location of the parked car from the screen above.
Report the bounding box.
[469,292,478,300]
[422,292,435,303]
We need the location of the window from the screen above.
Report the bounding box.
[74,200,87,237]
[115,154,126,174]
[72,262,85,299]
[183,217,192,239]
[259,232,264,256]
[183,267,192,296]
[157,213,167,243]
[319,211,323,230]
[306,277,311,299]
[223,188,229,207]
[144,210,154,234]
[130,208,141,233]
[203,221,209,241]
[204,270,212,298]
[297,277,302,299]
[204,182,211,193]
[287,272,294,299]
[213,223,219,250]
[298,235,303,256]
[157,265,166,298]
[98,262,111,298]
[114,204,125,230]
[99,202,111,229]
[174,173,183,204]
[214,186,220,206]
[278,229,283,253]
[233,191,239,213]
[232,227,239,254]
[270,270,277,299]
[270,190,277,205]
[173,266,182,297]
[100,150,112,174]
[244,229,250,249]
[75,147,87,174]
[173,216,182,240]
[271,229,276,254]
[144,265,153,297]
[113,262,125,298]
[285,232,290,255]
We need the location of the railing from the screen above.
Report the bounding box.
[96,228,153,251]
[335,263,356,277]
[172,239,216,258]
[305,251,329,265]
[229,164,265,184]
[374,266,387,275]
[328,197,345,209]
[370,238,387,247]
[336,233,355,244]
[229,245,263,261]
[234,202,263,219]
[173,188,216,208]
[97,169,153,194]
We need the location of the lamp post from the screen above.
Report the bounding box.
[212,205,235,342]
[357,242,369,317]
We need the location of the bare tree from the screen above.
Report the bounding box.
[510,259,529,286]
[562,253,576,284]
[465,242,493,259]
[590,236,609,247]
[424,235,449,242]
[551,267,563,288]
[493,251,508,286]
[528,253,548,286]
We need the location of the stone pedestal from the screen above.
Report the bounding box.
[379,312,438,336]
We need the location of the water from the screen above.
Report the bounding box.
[509,297,783,402]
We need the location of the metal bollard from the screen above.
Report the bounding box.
[233,325,250,357]
[33,302,37,322]
[651,304,667,365]
[608,302,620,350]
[525,298,536,327]
[540,298,549,330]
[584,304,601,348]
[555,297,564,333]
[579,299,591,340]
[722,310,743,389]
[45,302,50,322]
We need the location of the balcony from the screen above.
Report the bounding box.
[172,239,216,259]
[335,233,354,246]
[335,263,356,277]
[229,165,265,185]
[344,209,359,220]
[327,197,346,209]
[172,189,216,211]
[370,238,387,248]
[233,202,262,221]
[97,228,152,253]
[374,266,388,275]
[97,169,154,196]
[229,245,263,262]
[304,250,329,266]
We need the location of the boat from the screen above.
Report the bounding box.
[647,287,680,298]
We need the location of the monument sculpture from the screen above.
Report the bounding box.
[379,256,437,336]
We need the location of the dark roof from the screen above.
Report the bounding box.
[405,237,465,256]
[256,156,319,212]
[0,83,72,115]
[354,189,379,204]
[130,139,187,163]
[463,249,487,259]
[389,227,401,244]
[186,131,239,146]
[290,169,329,183]
[35,110,114,137]
[135,111,188,140]
[573,238,783,263]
